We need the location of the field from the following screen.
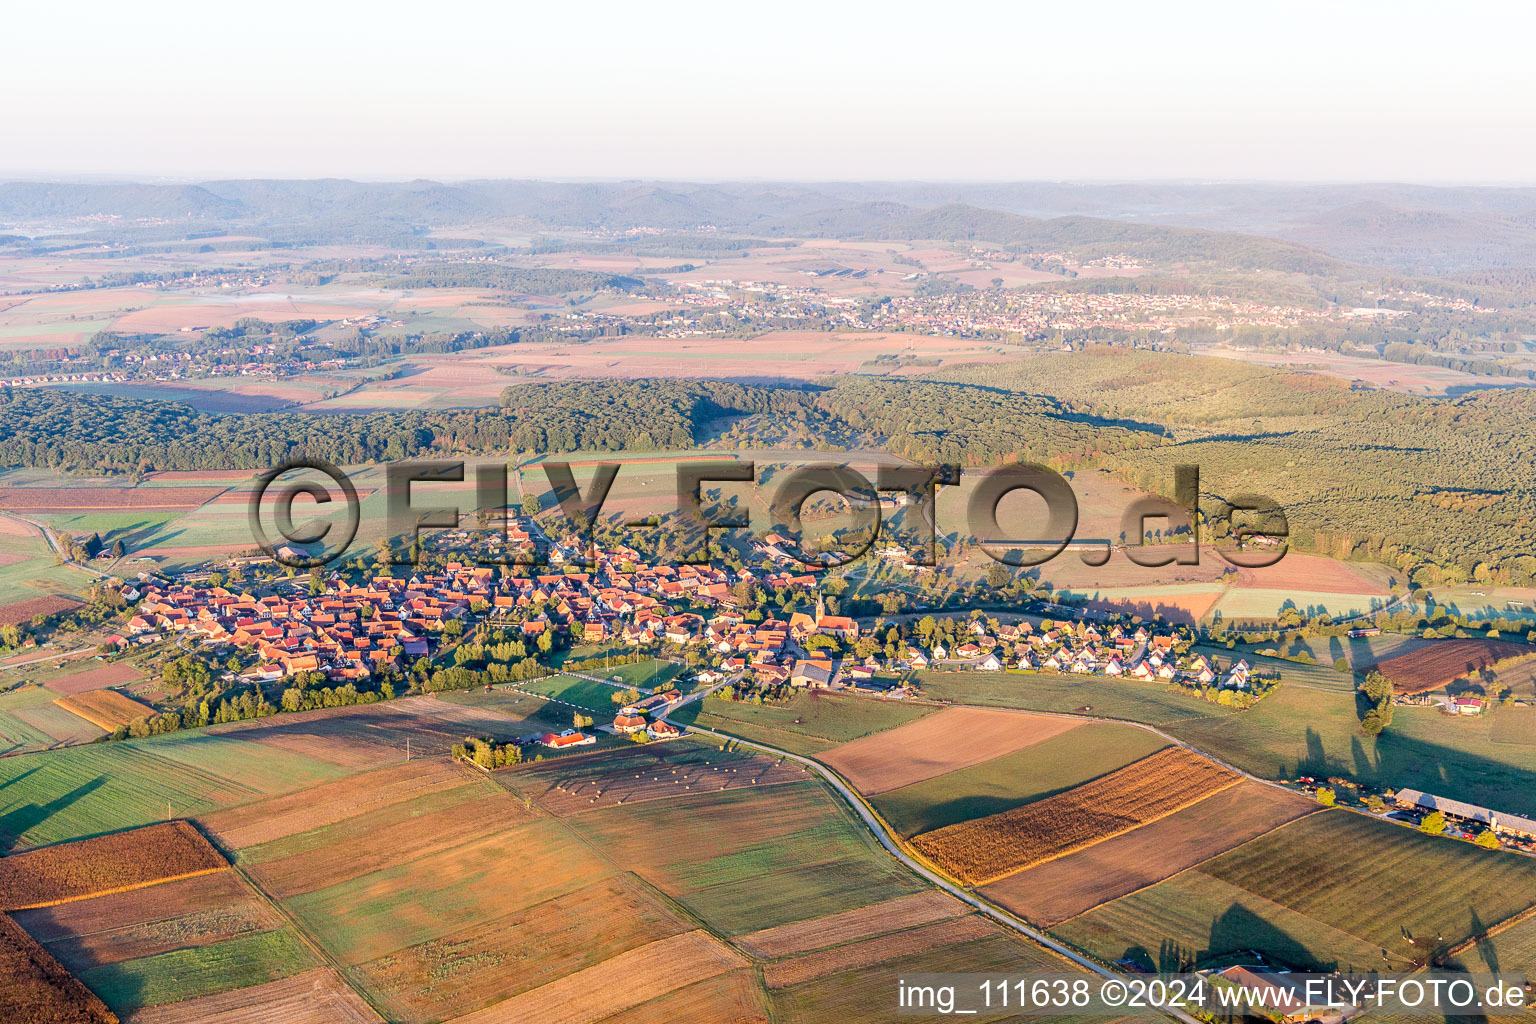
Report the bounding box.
[914,670,1234,726]
[983,781,1320,926]
[733,890,967,958]
[1054,809,1536,972]
[53,689,156,731]
[495,740,810,816]
[870,724,1171,837]
[567,780,928,935]
[0,910,117,1024]
[817,706,1083,795]
[1371,637,1536,694]
[672,691,937,756]
[41,662,144,697]
[77,928,317,1013]
[119,969,381,1024]
[0,728,356,849]
[195,757,467,851]
[0,682,108,754]
[0,821,226,911]
[910,747,1239,886]
[762,915,999,988]
[444,930,746,1024]
[0,487,228,510]
[1166,685,1536,817]
[0,594,84,625]
[514,672,632,712]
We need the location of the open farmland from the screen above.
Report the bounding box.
[733,890,967,959]
[196,757,473,850]
[983,781,1320,926]
[0,488,227,510]
[1167,684,1536,816]
[0,683,108,753]
[568,780,929,935]
[444,930,746,1024]
[12,869,276,970]
[871,724,1170,837]
[910,747,1239,885]
[0,594,85,626]
[1372,637,1536,694]
[43,662,144,697]
[495,740,809,816]
[0,821,226,911]
[0,730,352,849]
[77,928,317,1015]
[119,969,381,1024]
[672,691,936,756]
[818,706,1082,795]
[0,910,118,1024]
[1054,809,1536,972]
[915,670,1233,726]
[53,690,155,731]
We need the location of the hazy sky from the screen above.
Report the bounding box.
[5,0,1534,182]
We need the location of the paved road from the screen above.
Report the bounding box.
[658,695,1203,1024]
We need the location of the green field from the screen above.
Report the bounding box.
[1166,685,1536,816]
[77,928,315,1012]
[915,671,1234,727]
[0,684,63,752]
[517,673,629,711]
[0,522,89,607]
[0,733,349,848]
[1055,809,1536,972]
[672,692,936,756]
[569,780,927,935]
[871,725,1170,837]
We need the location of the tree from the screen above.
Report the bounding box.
[1474,830,1501,849]
[985,563,1011,589]
[522,493,544,518]
[1333,657,1350,673]
[1315,787,1336,807]
[1419,811,1446,836]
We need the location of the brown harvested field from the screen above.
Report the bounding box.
[445,930,746,1024]
[247,790,527,899]
[910,747,1240,886]
[0,822,228,911]
[595,970,768,1024]
[763,915,1000,989]
[52,690,155,731]
[735,891,969,959]
[13,870,251,945]
[353,875,691,1024]
[511,746,809,816]
[121,968,380,1024]
[205,695,527,770]
[0,911,118,1024]
[982,781,1320,926]
[43,663,144,697]
[38,891,280,972]
[1373,638,1536,694]
[142,470,258,482]
[819,707,1082,796]
[0,596,84,626]
[0,488,226,510]
[1237,552,1387,594]
[197,758,471,849]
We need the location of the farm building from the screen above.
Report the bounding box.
[1394,789,1536,838]
[539,730,596,749]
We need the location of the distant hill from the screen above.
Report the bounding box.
[1,178,1532,273]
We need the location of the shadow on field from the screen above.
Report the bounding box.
[0,774,106,852]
